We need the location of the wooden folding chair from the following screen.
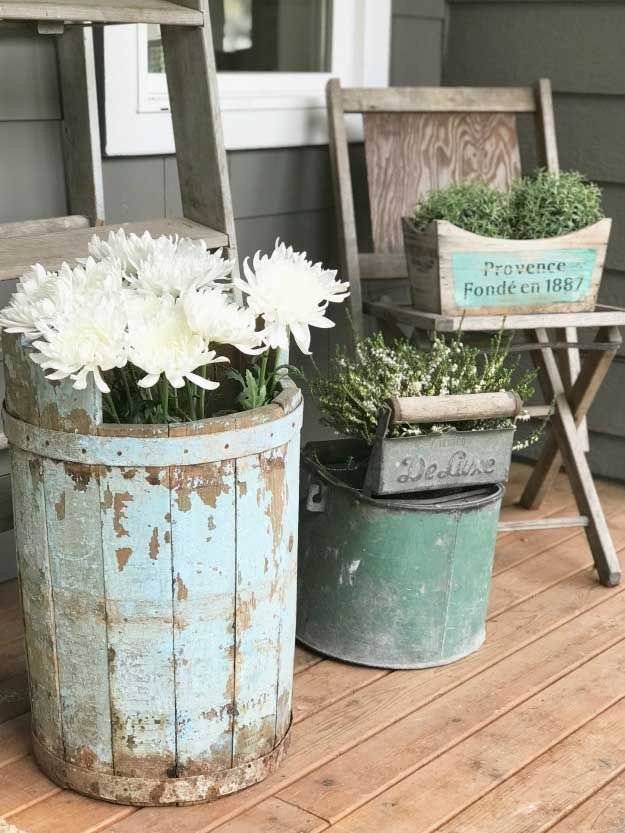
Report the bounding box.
[327,78,625,586]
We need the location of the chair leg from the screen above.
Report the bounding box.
[520,327,620,510]
[519,328,621,586]
[551,393,620,586]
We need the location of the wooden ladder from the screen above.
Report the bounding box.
[0,0,237,533]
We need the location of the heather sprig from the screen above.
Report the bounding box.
[311,331,536,444]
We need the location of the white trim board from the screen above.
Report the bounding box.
[103,0,391,154]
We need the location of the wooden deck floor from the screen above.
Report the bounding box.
[2,462,625,833]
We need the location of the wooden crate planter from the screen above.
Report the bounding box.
[2,333,302,806]
[402,217,612,315]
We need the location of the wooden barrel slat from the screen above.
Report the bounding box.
[171,459,237,776]
[2,332,302,805]
[42,456,113,771]
[100,464,177,780]
[274,434,300,740]
[10,448,64,757]
[232,447,285,764]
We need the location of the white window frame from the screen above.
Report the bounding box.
[103,0,391,155]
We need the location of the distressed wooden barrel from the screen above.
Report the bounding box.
[2,334,302,806]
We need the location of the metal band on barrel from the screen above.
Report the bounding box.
[2,404,303,467]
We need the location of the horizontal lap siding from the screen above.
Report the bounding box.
[446,0,625,481]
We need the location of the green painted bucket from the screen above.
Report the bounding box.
[297,443,504,669]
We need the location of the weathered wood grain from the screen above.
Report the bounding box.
[342,86,536,114]
[402,218,611,316]
[42,457,112,772]
[56,25,104,225]
[9,449,63,757]
[0,215,89,238]
[170,460,237,776]
[99,464,177,780]
[364,112,521,253]
[274,432,300,742]
[232,447,285,764]
[307,635,625,831]
[361,301,625,332]
[0,218,228,283]
[326,78,363,335]
[0,0,204,25]
[388,391,521,424]
[161,7,239,283]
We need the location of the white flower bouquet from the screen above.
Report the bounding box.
[0,231,349,424]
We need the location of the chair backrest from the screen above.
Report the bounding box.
[326,80,559,332]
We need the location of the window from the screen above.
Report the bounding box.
[103,0,391,154]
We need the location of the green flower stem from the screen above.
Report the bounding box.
[104,392,121,423]
[184,379,195,422]
[259,351,269,392]
[120,366,133,413]
[160,375,169,423]
[198,365,207,420]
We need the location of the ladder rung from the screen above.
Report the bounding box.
[0,215,89,239]
[498,515,589,532]
[0,217,229,281]
[0,0,204,26]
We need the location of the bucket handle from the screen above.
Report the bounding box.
[387,391,523,425]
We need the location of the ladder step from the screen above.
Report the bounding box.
[0,0,203,26]
[0,215,89,239]
[0,217,229,281]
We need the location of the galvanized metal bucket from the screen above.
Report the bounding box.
[298,443,504,669]
[2,333,302,806]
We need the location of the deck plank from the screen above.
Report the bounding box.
[427,698,625,833]
[548,770,625,832]
[281,623,625,826]
[5,791,135,833]
[0,714,30,769]
[0,756,58,817]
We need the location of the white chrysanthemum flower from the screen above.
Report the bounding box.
[0,264,58,339]
[234,239,349,354]
[133,243,234,298]
[29,266,129,394]
[127,293,228,389]
[88,229,177,275]
[183,287,265,355]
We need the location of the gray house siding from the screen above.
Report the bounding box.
[0,2,445,579]
[444,0,625,480]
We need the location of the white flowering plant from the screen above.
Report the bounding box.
[0,232,348,424]
[311,330,539,449]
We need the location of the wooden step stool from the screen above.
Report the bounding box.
[0,0,238,532]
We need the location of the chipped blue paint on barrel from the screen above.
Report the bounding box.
[2,333,302,806]
[297,444,503,669]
